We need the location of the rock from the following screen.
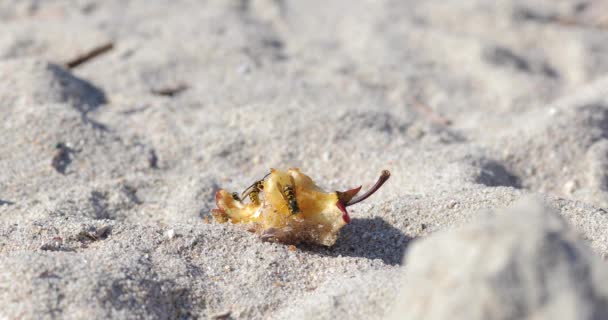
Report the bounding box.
[166,229,175,239]
[389,198,608,320]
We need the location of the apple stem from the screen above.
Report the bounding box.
[346,170,391,206]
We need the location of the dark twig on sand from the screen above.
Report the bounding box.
[78,226,112,242]
[514,6,608,31]
[151,83,189,97]
[210,310,231,319]
[148,149,159,169]
[411,98,452,126]
[65,42,114,69]
[553,16,608,30]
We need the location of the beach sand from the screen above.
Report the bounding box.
[2,0,608,319]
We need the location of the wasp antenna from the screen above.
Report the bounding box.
[240,185,255,199]
[240,172,271,198]
[346,170,391,206]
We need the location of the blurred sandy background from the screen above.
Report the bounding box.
[2,0,608,319]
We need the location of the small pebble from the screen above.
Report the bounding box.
[447,200,458,209]
[166,229,175,239]
[563,180,577,194]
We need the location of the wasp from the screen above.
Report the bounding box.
[276,176,300,215]
[241,173,270,205]
[247,180,264,205]
[282,184,300,215]
[243,174,300,214]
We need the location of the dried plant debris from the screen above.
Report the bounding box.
[64,42,114,69]
[150,83,189,97]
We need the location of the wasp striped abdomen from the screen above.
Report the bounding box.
[283,185,300,215]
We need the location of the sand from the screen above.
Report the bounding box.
[2,0,608,319]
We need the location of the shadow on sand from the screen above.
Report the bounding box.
[301,217,412,266]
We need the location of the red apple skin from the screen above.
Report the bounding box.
[336,201,350,224]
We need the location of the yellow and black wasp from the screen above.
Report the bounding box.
[240,173,269,205]
[240,172,300,215]
[280,180,300,215]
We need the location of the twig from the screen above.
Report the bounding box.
[78,225,112,242]
[64,42,114,69]
[151,83,189,97]
[148,149,159,169]
[210,310,231,319]
[411,98,452,126]
[554,16,608,30]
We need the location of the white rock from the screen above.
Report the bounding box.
[389,198,608,320]
[166,229,175,239]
